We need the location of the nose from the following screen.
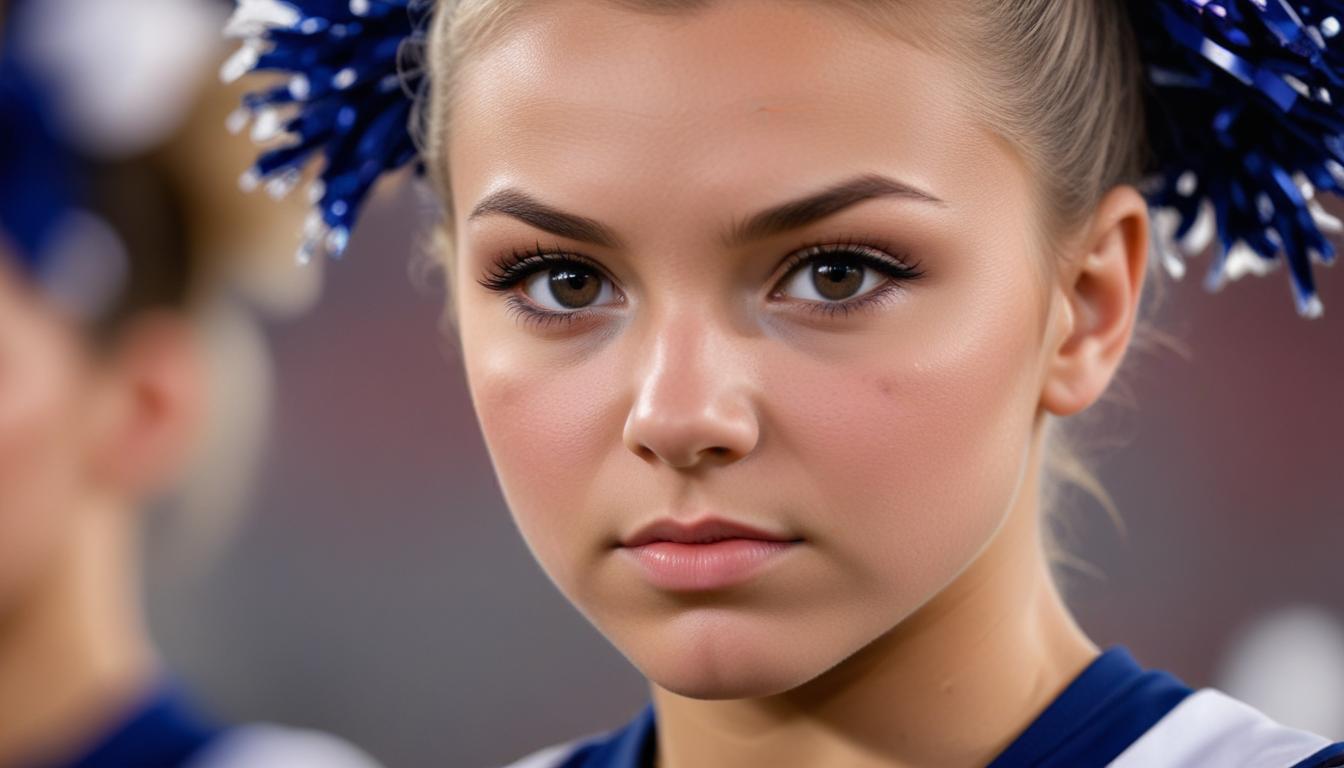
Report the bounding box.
[622,310,760,470]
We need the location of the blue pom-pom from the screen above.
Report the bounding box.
[223,0,431,263]
[1132,0,1344,317]
[227,0,1343,318]
[0,7,83,274]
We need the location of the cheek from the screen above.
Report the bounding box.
[780,329,1038,559]
[459,312,627,590]
[764,256,1048,607]
[0,331,88,609]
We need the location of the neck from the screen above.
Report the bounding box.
[651,420,1098,768]
[0,503,158,768]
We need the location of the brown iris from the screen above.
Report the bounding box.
[811,258,864,301]
[548,267,601,308]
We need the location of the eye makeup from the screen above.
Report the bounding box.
[474,235,925,331]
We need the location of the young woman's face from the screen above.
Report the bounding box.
[0,253,97,607]
[449,0,1059,698]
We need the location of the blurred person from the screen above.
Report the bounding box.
[0,0,381,766]
[227,1,1344,767]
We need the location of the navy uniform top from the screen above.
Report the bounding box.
[502,646,1344,768]
[21,683,383,768]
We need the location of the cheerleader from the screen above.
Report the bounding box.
[226,0,1344,766]
[0,0,380,765]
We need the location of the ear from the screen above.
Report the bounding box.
[1040,184,1149,417]
[86,313,206,501]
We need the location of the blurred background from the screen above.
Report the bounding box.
[3,1,1343,767]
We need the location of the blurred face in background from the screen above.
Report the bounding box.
[0,249,101,607]
[0,238,205,616]
[448,0,1077,699]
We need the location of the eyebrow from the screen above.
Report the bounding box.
[466,172,945,249]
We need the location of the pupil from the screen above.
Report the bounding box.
[811,259,863,301]
[549,267,599,308]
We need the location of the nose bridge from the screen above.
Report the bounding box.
[622,301,760,469]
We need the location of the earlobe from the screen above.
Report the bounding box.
[1041,185,1150,417]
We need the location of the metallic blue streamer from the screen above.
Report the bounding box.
[223,0,430,262]
[226,0,1343,316]
[1132,0,1344,316]
[0,12,83,273]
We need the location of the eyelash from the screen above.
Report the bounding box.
[475,236,926,330]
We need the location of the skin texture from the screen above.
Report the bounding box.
[0,251,203,768]
[445,1,1149,765]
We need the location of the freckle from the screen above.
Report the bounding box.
[876,376,896,397]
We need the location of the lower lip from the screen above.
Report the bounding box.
[618,538,800,591]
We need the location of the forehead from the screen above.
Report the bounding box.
[447,0,1023,244]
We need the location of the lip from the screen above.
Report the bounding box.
[617,516,803,591]
[619,516,798,547]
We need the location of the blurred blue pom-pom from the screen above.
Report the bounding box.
[1132,0,1344,317]
[223,0,431,263]
[226,0,1344,318]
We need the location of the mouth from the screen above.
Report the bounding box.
[618,515,801,548]
[617,515,804,591]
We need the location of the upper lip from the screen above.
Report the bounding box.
[619,516,801,547]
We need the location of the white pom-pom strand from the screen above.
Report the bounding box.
[238,168,261,193]
[223,0,302,38]
[250,107,286,143]
[225,106,252,135]
[220,40,263,84]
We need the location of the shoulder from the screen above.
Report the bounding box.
[1109,687,1344,768]
[186,724,384,768]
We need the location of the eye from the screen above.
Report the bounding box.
[521,262,618,311]
[773,242,923,310]
[476,244,622,329]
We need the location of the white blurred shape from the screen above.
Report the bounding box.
[14,0,229,157]
[1217,604,1344,739]
[35,209,129,323]
[163,297,274,573]
[1180,199,1216,256]
[1219,242,1278,285]
[223,0,301,38]
[188,724,383,768]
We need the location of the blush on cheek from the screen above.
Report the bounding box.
[466,340,628,583]
[767,302,1042,599]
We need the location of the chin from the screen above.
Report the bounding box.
[648,663,811,700]
[627,619,834,700]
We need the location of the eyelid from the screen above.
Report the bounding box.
[477,243,617,294]
[769,238,923,296]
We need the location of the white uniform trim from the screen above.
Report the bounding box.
[186,724,384,768]
[500,734,604,768]
[1109,688,1333,768]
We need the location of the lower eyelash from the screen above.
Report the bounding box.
[501,293,591,329]
[799,282,905,320]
